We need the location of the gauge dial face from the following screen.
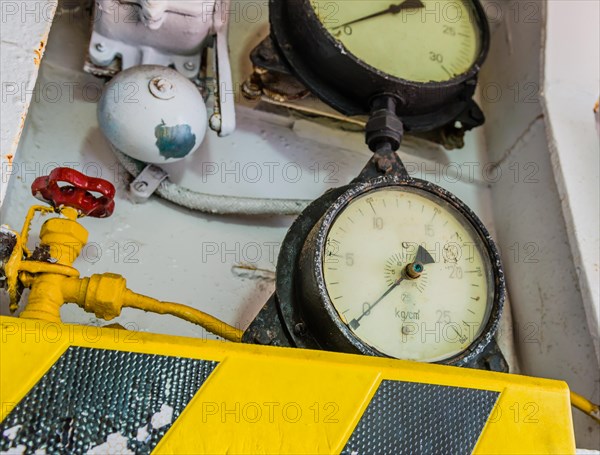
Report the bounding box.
[311,0,481,83]
[322,186,493,362]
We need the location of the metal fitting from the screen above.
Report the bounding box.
[82,274,127,321]
[129,164,169,203]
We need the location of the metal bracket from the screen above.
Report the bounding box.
[129,165,168,204]
[210,0,236,137]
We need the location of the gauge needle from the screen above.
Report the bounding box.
[332,0,425,30]
[349,275,405,329]
[349,250,432,329]
[415,245,435,265]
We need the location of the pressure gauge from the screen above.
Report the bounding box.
[243,149,506,370]
[268,0,490,132]
[310,0,481,84]
[298,178,499,364]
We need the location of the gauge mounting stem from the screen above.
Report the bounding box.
[366,94,405,153]
[357,94,410,180]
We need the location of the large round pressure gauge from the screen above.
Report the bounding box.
[298,179,500,364]
[243,171,506,370]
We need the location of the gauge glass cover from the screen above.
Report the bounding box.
[311,0,481,83]
[322,186,493,362]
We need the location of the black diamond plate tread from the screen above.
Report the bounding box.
[342,380,499,455]
[0,346,217,454]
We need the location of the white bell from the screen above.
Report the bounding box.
[97,65,207,164]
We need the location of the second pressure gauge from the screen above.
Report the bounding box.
[311,0,482,84]
[268,0,490,132]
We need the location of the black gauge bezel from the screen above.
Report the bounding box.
[269,0,490,131]
[297,175,505,366]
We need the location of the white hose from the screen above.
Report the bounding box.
[112,147,312,216]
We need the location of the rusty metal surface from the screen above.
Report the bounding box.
[242,37,484,150]
[243,36,310,102]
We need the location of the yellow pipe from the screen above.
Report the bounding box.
[20,206,55,257]
[19,261,79,278]
[571,391,600,423]
[11,204,243,342]
[122,289,243,342]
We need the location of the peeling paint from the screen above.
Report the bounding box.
[34,40,46,67]
[87,432,133,455]
[0,0,56,207]
[150,404,173,430]
[8,114,26,154]
[0,444,26,455]
[135,425,150,443]
[154,120,197,160]
[1,426,21,441]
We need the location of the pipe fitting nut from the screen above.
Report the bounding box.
[83,273,127,321]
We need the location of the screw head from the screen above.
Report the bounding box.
[95,42,106,52]
[294,322,307,336]
[253,330,274,345]
[184,61,196,71]
[148,77,176,100]
[132,181,149,193]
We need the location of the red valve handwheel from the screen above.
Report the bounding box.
[31,168,115,218]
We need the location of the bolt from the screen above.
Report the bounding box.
[149,77,176,100]
[253,330,273,345]
[149,166,166,179]
[184,61,196,71]
[242,80,262,100]
[209,113,222,132]
[132,181,149,193]
[294,322,307,336]
[154,78,172,93]
[95,42,106,52]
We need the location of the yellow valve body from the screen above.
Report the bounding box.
[19,217,88,322]
[39,217,88,266]
[10,207,241,341]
